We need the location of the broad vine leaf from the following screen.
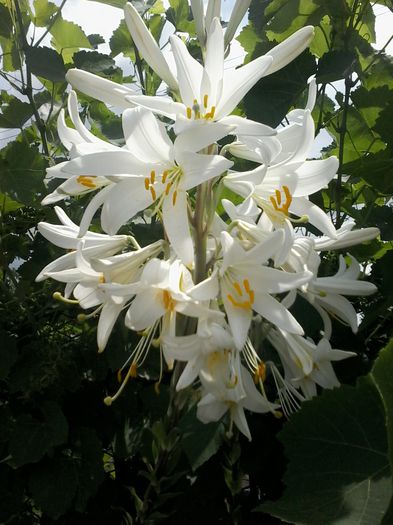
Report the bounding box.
[33,0,57,27]
[25,46,66,82]
[50,16,92,62]
[260,378,392,524]
[29,458,79,519]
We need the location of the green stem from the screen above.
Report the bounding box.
[193,182,208,284]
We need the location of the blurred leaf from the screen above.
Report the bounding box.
[344,152,393,195]
[25,45,66,82]
[33,0,57,27]
[260,377,392,524]
[0,37,20,72]
[29,458,78,519]
[167,0,194,33]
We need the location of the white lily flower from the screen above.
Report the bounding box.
[304,254,377,335]
[191,230,312,349]
[124,3,178,92]
[314,221,380,251]
[224,0,252,48]
[162,319,235,390]
[269,329,355,399]
[55,107,232,265]
[124,258,222,337]
[124,21,313,134]
[197,349,278,440]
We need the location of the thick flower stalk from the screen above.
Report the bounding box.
[37,2,379,440]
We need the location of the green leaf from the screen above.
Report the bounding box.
[244,51,316,127]
[41,400,68,448]
[167,0,194,33]
[0,96,33,128]
[25,45,66,82]
[180,407,225,471]
[73,50,116,74]
[0,36,21,72]
[88,33,106,47]
[0,193,24,214]
[33,0,57,27]
[50,16,92,62]
[87,0,127,7]
[371,339,393,472]
[74,428,105,511]
[9,414,53,467]
[260,378,392,524]
[0,331,17,379]
[110,18,135,59]
[0,141,46,207]
[29,458,79,519]
[0,3,12,37]
[316,50,357,83]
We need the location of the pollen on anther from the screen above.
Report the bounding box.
[162,170,168,183]
[144,177,150,190]
[150,170,156,184]
[129,362,138,378]
[234,281,243,296]
[150,186,157,201]
[203,94,208,108]
[172,190,178,206]
[186,107,192,119]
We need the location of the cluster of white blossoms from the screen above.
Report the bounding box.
[37,1,380,439]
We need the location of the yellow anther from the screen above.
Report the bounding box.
[77,175,97,188]
[99,274,105,284]
[193,98,198,105]
[154,381,161,395]
[52,292,79,304]
[227,294,252,310]
[172,190,178,206]
[270,185,292,215]
[243,279,251,293]
[254,361,266,384]
[210,106,216,119]
[129,362,138,378]
[150,170,156,184]
[234,281,243,296]
[150,186,157,201]
[117,369,123,383]
[144,177,150,190]
[165,181,172,195]
[162,290,176,311]
[103,396,113,406]
[203,94,208,108]
[162,170,168,184]
[186,107,192,119]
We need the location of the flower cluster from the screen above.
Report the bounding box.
[37,2,379,439]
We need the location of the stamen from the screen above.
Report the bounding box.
[275,189,281,206]
[77,175,97,188]
[162,170,168,184]
[144,177,150,190]
[150,186,157,201]
[253,361,266,384]
[210,106,215,118]
[234,281,243,296]
[186,107,192,119]
[269,185,293,216]
[150,170,156,184]
[227,293,252,310]
[203,94,208,108]
[162,290,176,311]
[52,292,79,304]
[99,274,105,284]
[165,181,172,195]
[172,190,178,206]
